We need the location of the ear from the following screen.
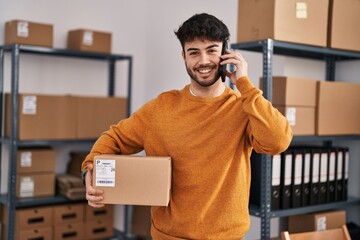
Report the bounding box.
[182,50,186,61]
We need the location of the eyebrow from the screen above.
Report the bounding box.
[186,44,220,52]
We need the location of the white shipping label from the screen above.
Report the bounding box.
[286,107,296,126]
[22,95,37,115]
[296,2,308,19]
[95,159,116,187]
[20,176,34,197]
[21,152,32,167]
[17,21,29,37]
[83,31,94,46]
[317,216,327,231]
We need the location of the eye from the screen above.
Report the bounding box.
[188,51,199,56]
[208,49,218,54]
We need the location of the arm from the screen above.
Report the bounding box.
[221,50,293,154]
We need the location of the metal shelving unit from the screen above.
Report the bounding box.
[231,39,360,240]
[0,44,133,240]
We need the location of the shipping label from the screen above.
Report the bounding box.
[95,159,115,187]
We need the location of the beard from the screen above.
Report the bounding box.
[185,63,221,87]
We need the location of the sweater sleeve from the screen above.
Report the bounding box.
[81,98,156,171]
[236,76,293,155]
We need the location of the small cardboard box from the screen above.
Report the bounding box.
[16,227,53,240]
[53,204,84,225]
[237,0,329,47]
[84,204,113,222]
[75,96,127,139]
[17,148,56,174]
[67,29,112,54]
[275,105,315,135]
[2,206,53,229]
[316,81,360,135]
[5,94,76,140]
[16,173,55,198]
[84,220,114,240]
[53,223,84,240]
[328,0,360,52]
[260,76,317,107]
[93,155,172,206]
[5,19,53,48]
[288,210,346,233]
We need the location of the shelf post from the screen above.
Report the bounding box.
[0,48,4,197]
[260,39,274,240]
[325,57,336,81]
[108,58,116,96]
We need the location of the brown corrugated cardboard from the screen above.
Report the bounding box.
[15,227,53,240]
[53,223,84,240]
[260,76,317,107]
[53,204,84,225]
[67,152,88,178]
[84,204,113,222]
[84,220,114,240]
[67,29,112,54]
[5,93,76,140]
[275,105,315,135]
[237,0,329,47]
[288,210,346,233]
[17,148,56,174]
[16,173,55,198]
[316,81,360,135]
[2,206,53,229]
[93,155,172,206]
[5,20,53,48]
[328,0,360,52]
[75,96,127,139]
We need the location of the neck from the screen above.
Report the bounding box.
[189,80,226,98]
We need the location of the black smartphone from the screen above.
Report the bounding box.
[219,42,228,82]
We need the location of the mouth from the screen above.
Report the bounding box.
[196,66,216,76]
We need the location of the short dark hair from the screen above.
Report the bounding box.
[174,13,230,50]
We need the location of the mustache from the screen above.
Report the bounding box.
[194,64,217,70]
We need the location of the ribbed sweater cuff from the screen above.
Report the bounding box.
[235,76,255,94]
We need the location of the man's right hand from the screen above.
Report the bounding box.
[85,163,105,208]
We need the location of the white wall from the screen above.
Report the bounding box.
[0,0,359,239]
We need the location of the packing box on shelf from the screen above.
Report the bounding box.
[53,223,84,240]
[2,206,53,229]
[84,220,114,240]
[17,148,56,174]
[328,0,360,52]
[93,155,172,206]
[237,0,329,47]
[84,204,113,222]
[67,29,112,54]
[288,210,346,233]
[274,105,315,135]
[75,96,127,139]
[16,227,53,240]
[5,93,76,140]
[316,81,360,135]
[16,173,55,198]
[5,19,53,48]
[53,204,84,225]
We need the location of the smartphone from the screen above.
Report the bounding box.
[219,42,228,82]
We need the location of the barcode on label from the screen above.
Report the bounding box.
[96,178,115,187]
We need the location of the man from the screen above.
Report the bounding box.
[82,13,292,240]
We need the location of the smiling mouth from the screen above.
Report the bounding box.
[196,67,215,74]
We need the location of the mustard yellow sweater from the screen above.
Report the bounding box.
[82,76,292,239]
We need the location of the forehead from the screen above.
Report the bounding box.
[184,38,222,50]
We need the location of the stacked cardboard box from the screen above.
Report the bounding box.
[67,152,88,178]
[67,29,112,54]
[84,205,114,239]
[53,204,84,240]
[260,76,317,135]
[56,174,85,200]
[16,148,56,198]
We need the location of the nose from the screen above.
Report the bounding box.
[198,52,210,64]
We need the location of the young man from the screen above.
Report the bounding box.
[82,13,292,240]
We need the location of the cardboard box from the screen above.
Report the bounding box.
[2,206,53,229]
[275,105,315,135]
[261,76,317,107]
[282,225,351,240]
[328,0,360,52]
[84,204,113,222]
[75,96,127,139]
[16,173,55,198]
[84,220,114,240]
[67,29,112,54]
[17,148,56,174]
[93,155,172,206]
[15,227,53,240]
[237,0,329,47]
[288,210,346,233]
[5,20,53,48]
[316,81,360,135]
[5,94,76,140]
[53,223,84,240]
[53,204,84,225]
